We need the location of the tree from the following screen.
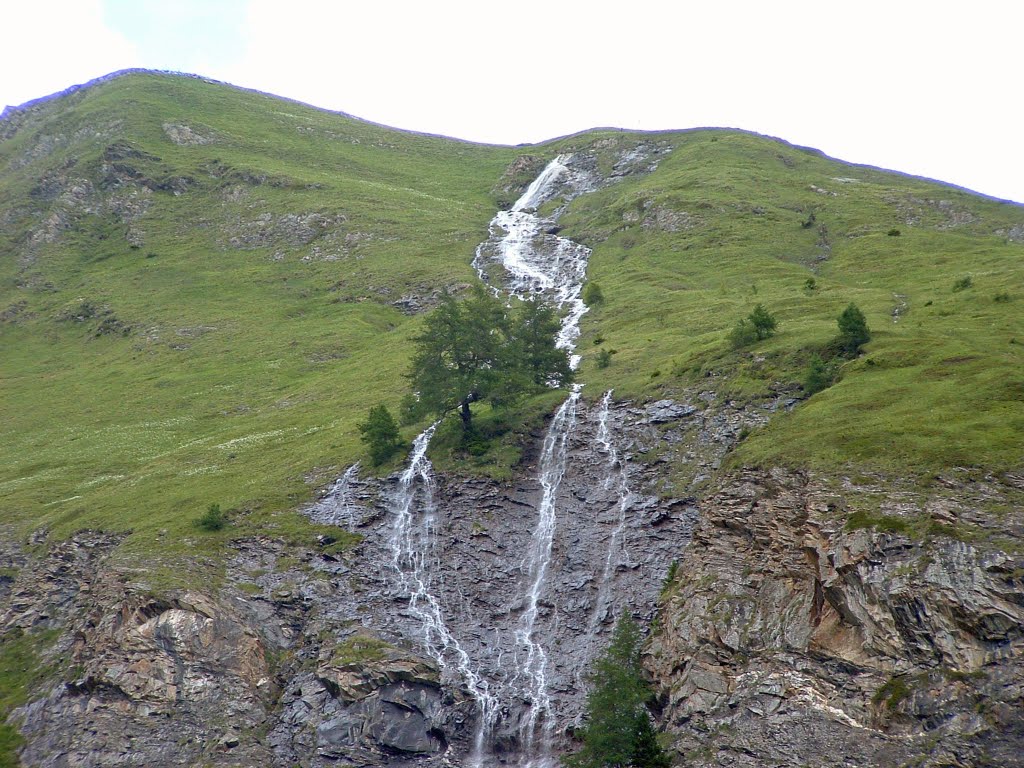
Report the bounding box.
[729,303,778,348]
[510,297,574,387]
[195,503,226,531]
[564,613,671,768]
[408,287,572,432]
[836,302,870,355]
[749,303,778,340]
[358,404,402,465]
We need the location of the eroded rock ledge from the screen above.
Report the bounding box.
[650,468,1024,767]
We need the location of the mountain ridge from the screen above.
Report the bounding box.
[5,68,1020,206]
[1,70,1022,767]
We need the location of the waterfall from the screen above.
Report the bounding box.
[387,423,498,767]
[513,386,581,764]
[589,390,633,633]
[305,462,361,530]
[385,155,594,766]
[474,155,593,765]
[473,154,590,369]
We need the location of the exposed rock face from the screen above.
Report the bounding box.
[3,532,275,767]
[650,469,1024,767]
[3,399,1022,767]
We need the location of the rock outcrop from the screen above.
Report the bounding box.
[650,469,1024,767]
[3,399,1022,767]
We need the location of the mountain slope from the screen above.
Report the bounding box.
[0,71,520,584]
[2,71,1023,768]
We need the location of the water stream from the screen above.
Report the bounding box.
[387,423,499,767]
[388,155,595,766]
[589,390,633,634]
[475,155,593,766]
[305,462,361,530]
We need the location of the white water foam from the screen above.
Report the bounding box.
[589,390,633,633]
[387,423,499,767]
[513,386,581,766]
[473,154,591,369]
[306,463,361,530]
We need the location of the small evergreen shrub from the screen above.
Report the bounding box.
[595,348,613,369]
[952,275,973,292]
[583,282,605,306]
[804,277,817,292]
[887,228,901,237]
[803,354,837,395]
[993,292,1011,303]
[358,404,403,466]
[730,303,778,348]
[749,304,777,338]
[195,503,226,531]
[729,318,759,348]
[837,303,870,355]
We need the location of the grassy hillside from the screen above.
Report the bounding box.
[553,130,1024,476]
[0,72,517,584]
[2,72,1022,585]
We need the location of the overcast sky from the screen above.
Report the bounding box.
[2,1,1021,203]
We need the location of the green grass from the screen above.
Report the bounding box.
[553,130,1024,478]
[0,73,518,586]
[0,628,61,766]
[2,73,1023,589]
[331,635,393,665]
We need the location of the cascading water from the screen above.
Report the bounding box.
[473,154,593,766]
[387,154,595,767]
[513,388,580,765]
[305,462,361,530]
[473,154,591,368]
[387,423,499,767]
[589,390,633,633]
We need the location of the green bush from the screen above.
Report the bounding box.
[583,282,605,306]
[596,348,613,369]
[887,228,901,237]
[803,354,837,395]
[730,303,778,348]
[837,303,870,355]
[358,404,403,466]
[728,318,758,348]
[195,503,226,532]
[952,275,973,292]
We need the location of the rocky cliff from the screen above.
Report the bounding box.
[651,468,1024,767]
[8,389,1019,767]
[0,390,757,766]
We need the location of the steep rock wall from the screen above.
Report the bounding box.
[650,469,1024,767]
[3,398,1022,767]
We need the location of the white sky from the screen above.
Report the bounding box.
[2,0,1022,203]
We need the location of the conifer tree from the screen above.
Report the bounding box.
[408,287,572,431]
[837,302,870,355]
[564,613,671,768]
[358,404,402,465]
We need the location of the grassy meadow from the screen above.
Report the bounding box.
[1,73,1022,586]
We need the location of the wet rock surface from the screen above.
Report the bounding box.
[2,395,1023,766]
[650,469,1024,767]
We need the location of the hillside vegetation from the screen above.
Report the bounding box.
[2,72,1022,585]
[552,130,1024,475]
